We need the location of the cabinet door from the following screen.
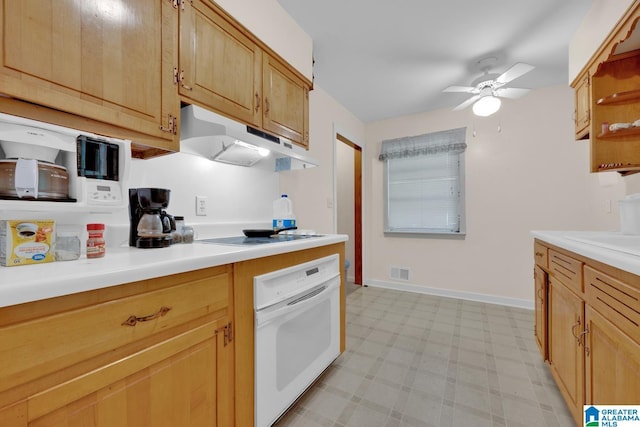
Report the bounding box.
[180,0,262,126]
[262,54,310,148]
[0,0,179,148]
[26,321,230,427]
[548,277,584,425]
[585,306,640,404]
[534,266,548,360]
[574,71,590,140]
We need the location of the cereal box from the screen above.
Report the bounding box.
[0,220,55,266]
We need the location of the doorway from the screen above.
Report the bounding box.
[336,134,362,286]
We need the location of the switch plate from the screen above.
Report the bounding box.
[196,196,208,216]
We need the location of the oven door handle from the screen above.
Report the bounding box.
[255,276,339,328]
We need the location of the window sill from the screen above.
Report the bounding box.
[384,230,466,240]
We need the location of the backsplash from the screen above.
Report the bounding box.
[0,151,281,246]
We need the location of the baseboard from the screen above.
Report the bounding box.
[365,279,534,310]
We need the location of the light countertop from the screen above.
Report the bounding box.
[0,234,347,308]
[531,230,640,276]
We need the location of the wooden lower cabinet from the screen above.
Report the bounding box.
[536,238,640,426]
[0,265,234,427]
[548,275,584,426]
[534,265,548,360]
[585,305,640,404]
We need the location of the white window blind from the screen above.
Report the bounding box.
[379,127,466,235]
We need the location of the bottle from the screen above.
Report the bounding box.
[86,223,105,258]
[272,194,296,230]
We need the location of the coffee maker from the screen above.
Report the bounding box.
[129,188,176,248]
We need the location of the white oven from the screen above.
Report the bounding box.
[254,254,341,427]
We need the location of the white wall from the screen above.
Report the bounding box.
[364,85,627,306]
[279,87,366,234]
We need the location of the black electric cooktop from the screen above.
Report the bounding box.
[197,234,321,246]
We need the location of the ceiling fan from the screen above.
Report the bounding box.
[443,61,535,116]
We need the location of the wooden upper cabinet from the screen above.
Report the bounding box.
[179,0,262,127]
[262,54,310,148]
[0,0,180,156]
[178,0,311,149]
[571,2,640,173]
[573,69,590,140]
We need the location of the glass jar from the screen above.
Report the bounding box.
[86,223,106,258]
[172,216,185,244]
[54,230,81,261]
[181,226,194,244]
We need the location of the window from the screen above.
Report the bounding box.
[379,127,466,236]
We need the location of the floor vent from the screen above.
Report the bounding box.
[390,267,410,281]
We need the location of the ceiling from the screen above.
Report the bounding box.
[277,0,593,123]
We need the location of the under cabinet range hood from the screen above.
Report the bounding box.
[179,105,318,170]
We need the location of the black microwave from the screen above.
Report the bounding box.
[76,135,119,181]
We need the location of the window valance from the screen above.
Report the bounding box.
[378,127,467,161]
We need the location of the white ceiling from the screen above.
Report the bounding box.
[277,0,592,122]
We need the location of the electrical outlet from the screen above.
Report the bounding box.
[196,196,208,216]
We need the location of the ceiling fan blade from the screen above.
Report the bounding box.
[443,85,478,94]
[452,95,481,111]
[495,63,534,85]
[495,87,530,99]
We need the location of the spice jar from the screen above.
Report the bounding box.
[54,230,81,261]
[172,216,185,244]
[182,226,194,243]
[86,223,105,258]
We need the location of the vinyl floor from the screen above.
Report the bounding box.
[274,285,575,427]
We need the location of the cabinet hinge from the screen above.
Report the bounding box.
[223,322,233,346]
[168,0,178,8]
[173,67,179,85]
[178,0,192,10]
[160,114,177,135]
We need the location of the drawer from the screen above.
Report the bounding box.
[0,270,230,394]
[548,249,583,294]
[585,265,640,344]
[534,241,548,268]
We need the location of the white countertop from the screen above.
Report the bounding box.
[0,234,347,308]
[531,230,640,276]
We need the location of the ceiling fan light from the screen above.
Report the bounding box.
[472,95,501,117]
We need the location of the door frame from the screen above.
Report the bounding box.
[336,133,362,285]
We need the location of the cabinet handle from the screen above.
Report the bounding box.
[122,306,172,326]
[535,251,544,258]
[570,318,589,346]
[255,93,261,113]
[577,325,589,348]
[571,318,581,343]
[264,97,270,116]
[179,70,192,91]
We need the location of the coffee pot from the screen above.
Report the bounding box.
[128,188,176,248]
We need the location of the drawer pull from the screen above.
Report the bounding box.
[122,306,172,327]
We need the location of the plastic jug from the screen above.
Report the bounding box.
[272,194,296,230]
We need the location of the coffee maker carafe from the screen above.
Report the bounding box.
[129,188,176,248]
